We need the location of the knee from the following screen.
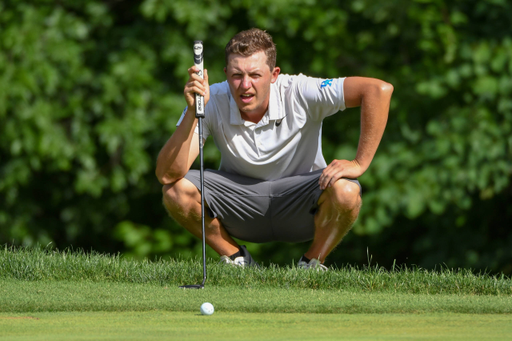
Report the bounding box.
[324,180,361,211]
[162,178,198,209]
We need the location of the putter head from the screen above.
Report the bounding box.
[179,284,204,289]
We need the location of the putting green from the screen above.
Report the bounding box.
[1,311,511,340]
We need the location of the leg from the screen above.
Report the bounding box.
[162,178,239,257]
[304,179,362,263]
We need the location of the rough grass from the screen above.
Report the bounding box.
[1,245,511,296]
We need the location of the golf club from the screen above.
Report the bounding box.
[180,40,207,289]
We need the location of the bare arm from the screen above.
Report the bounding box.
[155,67,210,185]
[319,76,393,190]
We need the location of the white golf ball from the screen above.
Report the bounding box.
[200,302,214,315]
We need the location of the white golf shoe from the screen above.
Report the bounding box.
[219,245,259,267]
[297,256,328,271]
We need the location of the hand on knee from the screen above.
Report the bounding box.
[324,179,361,212]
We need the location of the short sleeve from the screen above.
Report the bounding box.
[293,75,346,121]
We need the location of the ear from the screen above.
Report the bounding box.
[271,66,280,83]
[224,67,227,75]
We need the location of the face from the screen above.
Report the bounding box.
[224,51,280,120]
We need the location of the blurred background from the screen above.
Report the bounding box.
[1,0,511,274]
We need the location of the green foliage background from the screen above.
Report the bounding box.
[1,0,511,273]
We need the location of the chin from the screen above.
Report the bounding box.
[238,104,255,114]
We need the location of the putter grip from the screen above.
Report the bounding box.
[193,40,205,118]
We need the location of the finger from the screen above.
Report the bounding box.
[188,66,200,75]
[320,162,346,190]
[188,73,205,86]
[184,84,205,108]
[319,178,329,191]
[319,168,328,189]
[320,173,341,190]
[189,66,207,83]
[327,172,344,189]
[187,69,205,90]
[186,80,206,96]
[319,168,335,190]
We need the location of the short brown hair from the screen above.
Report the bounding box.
[225,28,276,70]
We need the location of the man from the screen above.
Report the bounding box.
[156,28,393,269]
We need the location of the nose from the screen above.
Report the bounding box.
[241,75,251,89]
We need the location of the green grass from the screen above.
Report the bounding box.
[1,245,512,340]
[1,279,512,314]
[2,312,512,341]
[2,245,511,296]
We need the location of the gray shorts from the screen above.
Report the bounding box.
[184,169,361,243]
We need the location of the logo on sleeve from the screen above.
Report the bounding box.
[320,79,333,89]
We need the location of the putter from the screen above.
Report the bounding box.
[180,41,207,289]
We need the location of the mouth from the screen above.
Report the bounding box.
[240,93,254,104]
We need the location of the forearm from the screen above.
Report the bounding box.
[155,108,199,184]
[354,80,393,172]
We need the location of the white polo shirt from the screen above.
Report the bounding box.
[177,74,346,181]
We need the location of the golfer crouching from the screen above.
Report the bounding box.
[156,28,393,270]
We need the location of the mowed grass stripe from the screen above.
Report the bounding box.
[1,279,511,314]
[1,246,511,295]
[1,311,512,341]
